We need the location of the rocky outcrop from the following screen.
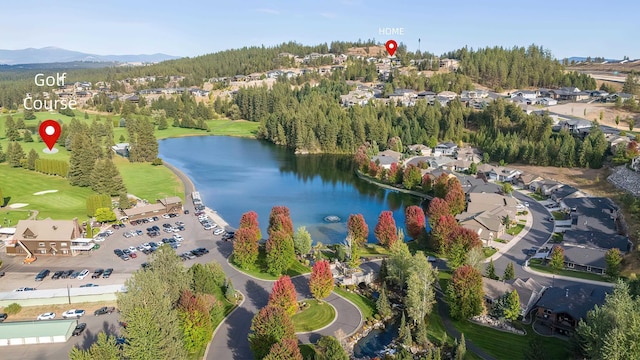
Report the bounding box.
[608,165,640,196]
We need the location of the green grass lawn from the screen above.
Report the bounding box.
[230,248,311,281]
[506,223,525,236]
[292,299,336,332]
[482,247,497,258]
[113,157,184,202]
[552,211,567,220]
[0,208,32,227]
[528,192,546,201]
[333,287,376,320]
[0,165,97,220]
[360,243,390,257]
[528,259,612,283]
[551,232,564,243]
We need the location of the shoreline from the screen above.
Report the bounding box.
[355,169,432,199]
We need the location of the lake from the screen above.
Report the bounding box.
[159,136,424,245]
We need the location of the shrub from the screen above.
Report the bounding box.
[5,303,21,315]
[151,158,163,166]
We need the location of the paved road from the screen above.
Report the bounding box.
[165,162,363,360]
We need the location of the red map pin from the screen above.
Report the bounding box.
[385,40,398,57]
[39,120,61,152]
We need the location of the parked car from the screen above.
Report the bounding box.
[70,271,80,279]
[15,287,36,292]
[114,249,124,257]
[61,270,74,279]
[213,228,225,236]
[91,269,104,278]
[0,313,7,322]
[51,271,63,280]
[80,283,99,288]
[62,309,85,319]
[77,269,90,280]
[35,269,50,281]
[37,312,56,320]
[130,253,138,258]
[94,306,116,316]
[72,323,87,336]
[184,210,189,214]
[102,268,113,278]
[120,254,130,261]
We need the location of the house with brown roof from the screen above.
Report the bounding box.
[456,193,519,244]
[158,196,183,213]
[483,277,546,317]
[122,197,183,221]
[5,219,85,257]
[534,285,609,335]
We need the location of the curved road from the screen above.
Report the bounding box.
[164,162,362,360]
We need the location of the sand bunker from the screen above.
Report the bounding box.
[8,203,29,209]
[33,190,58,196]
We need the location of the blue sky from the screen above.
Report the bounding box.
[1,0,637,59]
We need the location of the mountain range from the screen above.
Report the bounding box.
[0,47,180,65]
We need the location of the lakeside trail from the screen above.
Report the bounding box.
[162,161,363,359]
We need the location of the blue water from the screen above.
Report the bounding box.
[159,136,425,245]
[352,317,400,358]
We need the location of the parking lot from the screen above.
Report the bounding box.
[0,205,234,293]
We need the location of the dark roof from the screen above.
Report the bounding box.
[563,197,618,235]
[552,185,579,200]
[559,244,608,269]
[466,182,501,195]
[563,230,630,252]
[535,285,608,321]
[436,142,457,149]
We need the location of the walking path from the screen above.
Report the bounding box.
[163,161,363,360]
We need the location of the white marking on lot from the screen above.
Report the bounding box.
[33,190,59,195]
[8,203,29,209]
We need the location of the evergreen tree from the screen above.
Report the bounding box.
[414,317,429,348]
[23,129,34,142]
[314,336,349,360]
[118,192,131,210]
[503,262,515,280]
[90,158,127,195]
[5,115,19,141]
[68,132,97,187]
[7,142,25,167]
[455,333,467,360]
[376,283,392,319]
[26,148,39,170]
[224,278,236,302]
[398,312,412,347]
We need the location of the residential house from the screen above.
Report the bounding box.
[417,91,436,101]
[456,147,482,163]
[606,93,635,103]
[5,219,85,257]
[550,88,591,102]
[529,179,562,195]
[406,156,455,170]
[488,166,521,182]
[456,192,519,245]
[590,90,609,98]
[514,173,544,189]
[450,159,473,172]
[510,90,538,100]
[433,142,458,156]
[537,97,558,106]
[407,144,431,156]
[266,70,283,79]
[157,196,183,214]
[606,133,632,154]
[534,285,608,335]
[483,277,546,317]
[371,149,402,169]
[554,118,593,135]
[550,185,581,203]
[461,90,489,100]
[388,89,418,106]
[437,91,457,102]
[439,58,460,70]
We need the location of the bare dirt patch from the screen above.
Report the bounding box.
[0,300,118,322]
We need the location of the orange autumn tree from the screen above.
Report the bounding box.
[309,260,334,301]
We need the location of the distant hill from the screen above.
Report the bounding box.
[0,46,180,65]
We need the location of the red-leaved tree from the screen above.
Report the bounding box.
[354,145,370,170]
[433,173,451,198]
[444,226,483,269]
[233,227,260,269]
[239,210,259,229]
[444,179,466,215]
[422,174,432,192]
[309,260,334,301]
[268,275,298,316]
[431,214,458,252]
[405,205,426,240]
[347,213,369,247]
[374,211,398,248]
[268,206,293,237]
[368,161,379,177]
[264,339,303,360]
[388,162,400,184]
[248,305,296,359]
[427,197,451,229]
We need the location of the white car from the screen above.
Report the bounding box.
[37,312,56,320]
[203,224,213,230]
[173,234,184,242]
[142,243,151,250]
[524,202,530,207]
[62,309,85,319]
[214,228,225,236]
[162,214,171,219]
[128,246,137,253]
[105,230,114,235]
[77,269,90,280]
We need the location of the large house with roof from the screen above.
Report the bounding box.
[5,218,89,257]
[534,284,609,335]
[433,142,458,156]
[455,192,518,245]
[483,277,546,317]
[371,149,402,169]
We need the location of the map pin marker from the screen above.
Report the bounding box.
[39,120,61,153]
[385,40,397,57]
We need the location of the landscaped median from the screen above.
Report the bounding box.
[229,248,311,281]
[291,299,336,333]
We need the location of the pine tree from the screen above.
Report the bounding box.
[90,158,126,195]
[376,283,392,319]
[7,142,25,167]
[23,129,33,142]
[68,132,97,187]
[486,258,497,280]
[398,312,412,347]
[455,333,466,360]
[224,278,236,302]
[5,115,19,141]
[26,148,39,170]
[118,192,131,210]
[503,262,515,280]
[414,318,429,347]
